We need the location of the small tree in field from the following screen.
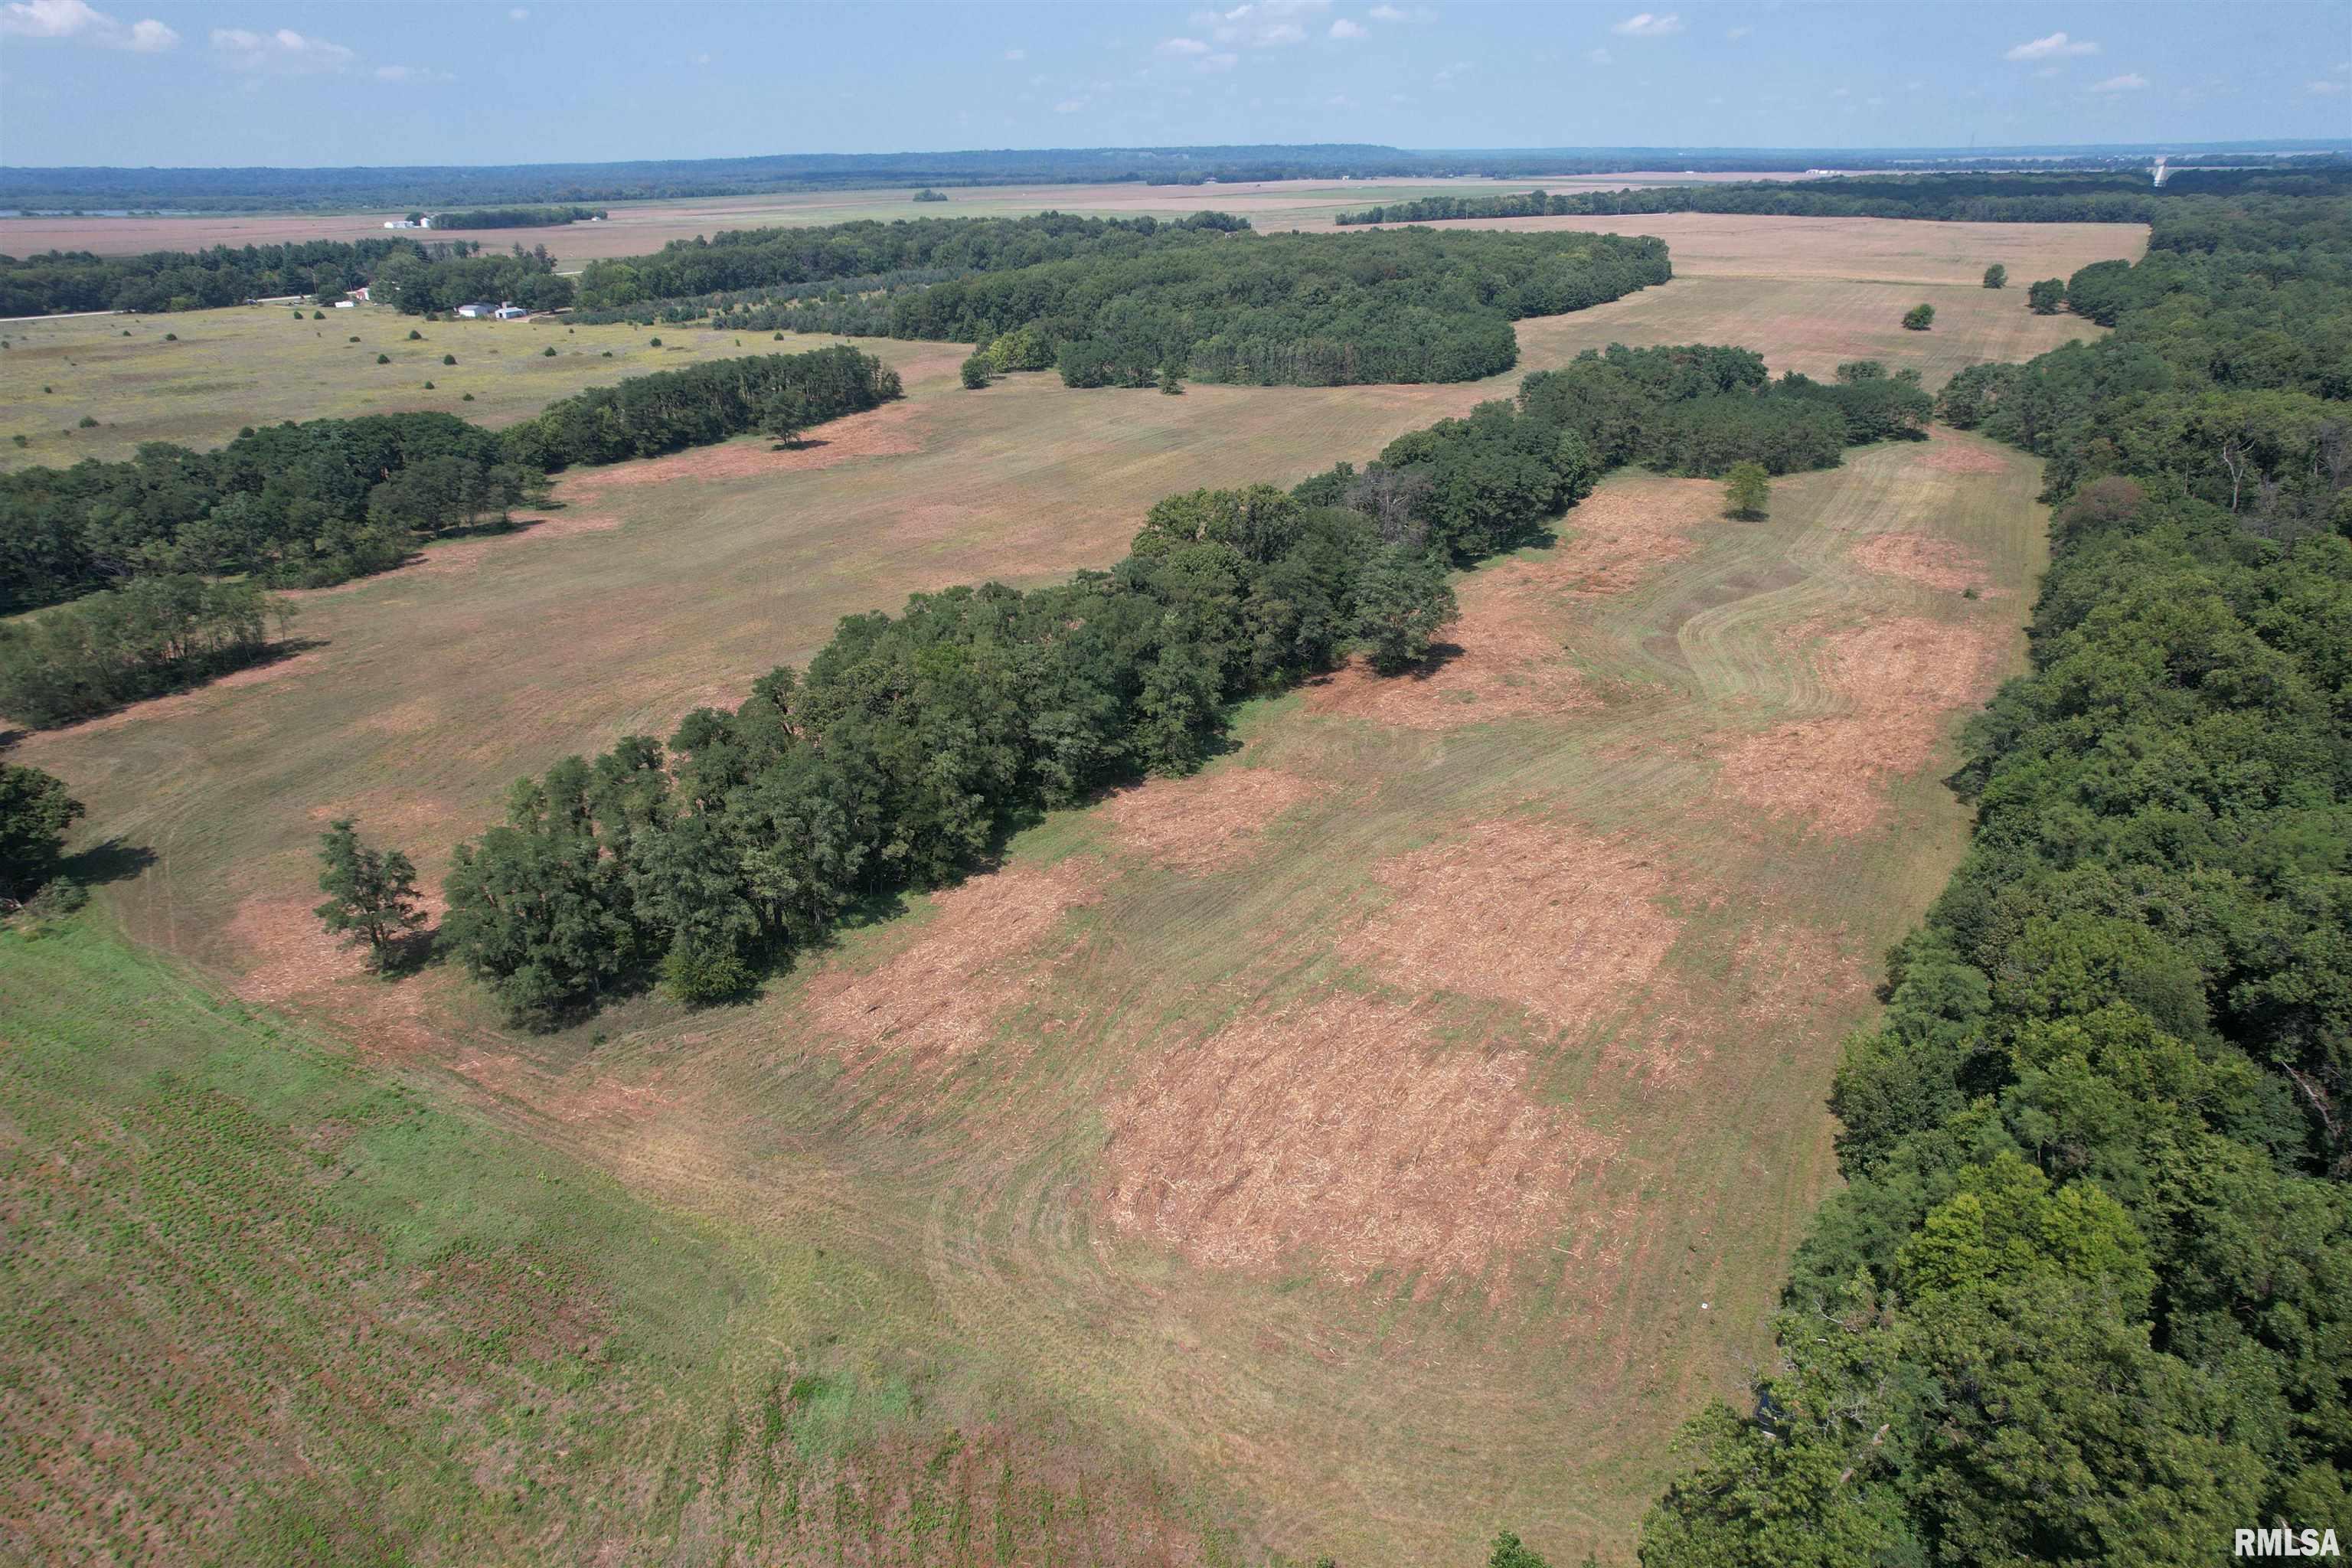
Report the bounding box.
[314,818,425,972]
[2028,278,2066,315]
[1902,303,1936,332]
[1158,364,1185,396]
[1723,461,1770,520]
[959,351,992,390]
[763,390,812,447]
[1982,264,2007,289]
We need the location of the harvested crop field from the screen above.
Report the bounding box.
[7,209,2089,1566]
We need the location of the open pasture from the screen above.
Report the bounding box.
[0,171,1828,263]
[5,214,2119,1563]
[0,211,2142,470]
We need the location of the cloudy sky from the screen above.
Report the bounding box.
[2,0,2346,168]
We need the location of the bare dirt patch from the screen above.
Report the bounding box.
[1347,819,1684,1036]
[554,399,926,496]
[1717,616,2007,835]
[1849,531,1997,596]
[806,861,1101,1077]
[1099,766,1326,872]
[1306,481,1716,730]
[1096,991,1615,1299]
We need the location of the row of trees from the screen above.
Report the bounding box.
[720,227,1672,388]
[1628,177,2352,1567]
[364,243,574,315]
[428,206,606,230]
[1334,165,2352,229]
[0,236,486,316]
[500,344,900,469]
[574,211,1251,310]
[0,577,286,728]
[1,412,528,610]
[423,333,1929,1027]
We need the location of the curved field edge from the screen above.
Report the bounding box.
[0,914,1265,1566]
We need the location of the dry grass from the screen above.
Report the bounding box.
[1714,615,2011,836]
[8,214,2089,1567]
[1348,820,1686,1035]
[1097,991,1615,1300]
[1099,764,1327,871]
[1849,531,1997,596]
[805,862,1102,1082]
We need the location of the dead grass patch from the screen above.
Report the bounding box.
[1305,480,1714,730]
[806,861,1102,1077]
[1910,436,2011,475]
[1717,616,2007,835]
[555,400,926,496]
[1096,991,1615,1298]
[1099,767,1325,871]
[1348,819,1684,1036]
[1849,531,1997,596]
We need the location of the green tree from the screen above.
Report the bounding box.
[312,818,426,972]
[2027,277,2066,315]
[1902,302,1935,332]
[1722,460,1770,519]
[959,351,992,390]
[762,390,812,447]
[0,763,84,903]
[1352,547,1458,672]
[1158,364,1185,396]
[1982,263,2007,289]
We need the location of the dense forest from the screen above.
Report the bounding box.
[0,235,569,316]
[1337,165,2352,228]
[573,210,1251,307]
[429,336,1910,1027]
[0,347,900,726]
[1622,186,2352,1567]
[2,144,2338,212]
[584,215,1669,387]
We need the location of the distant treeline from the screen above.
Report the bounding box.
[0,236,571,316]
[568,266,973,327]
[0,236,471,315]
[584,214,1670,387]
[573,211,1251,308]
[1335,165,2352,227]
[430,205,606,229]
[0,347,900,725]
[432,335,1916,1027]
[1623,188,2352,1568]
[3,144,2342,211]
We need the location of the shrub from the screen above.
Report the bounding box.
[441,353,456,366]
[407,328,423,340]
[648,336,662,347]
[76,415,96,428]
[542,345,557,356]
[1982,263,2007,289]
[959,352,992,390]
[163,332,177,341]
[376,353,390,364]
[462,392,475,400]
[1901,302,1935,331]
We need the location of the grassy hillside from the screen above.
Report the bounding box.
[0,913,1247,1564]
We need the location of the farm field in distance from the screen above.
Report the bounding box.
[0,170,1831,262]
[0,212,2141,469]
[6,214,2125,1563]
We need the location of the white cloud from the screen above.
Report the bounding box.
[2,0,176,50]
[1157,34,1210,54]
[1207,1,1326,48]
[1369,2,1406,17]
[1726,24,1751,39]
[1200,50,1238,71]
[1329,17,1364,38]
[507,5,527,17]
[2304,79,2345,95]
[374,62,452,82]
[691,50,712,64]
[1260,21,1305,43]
[1586,45,1612,64]
[2089,71,2146,92]
[211,26,354,72]
[1054,97,1084,112]
[1611,11,1682,37]
[2004,31,2097,61]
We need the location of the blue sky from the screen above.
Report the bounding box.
[2,0,2347,168]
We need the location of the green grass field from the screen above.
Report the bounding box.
[2,213,2128,1564]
